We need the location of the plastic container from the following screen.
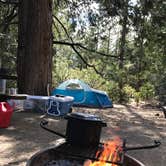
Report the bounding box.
[0,102,13,128]
[8,88,17,95]
[0,79,6,94]
[21,95,74,115]
[23,99,35,110]
[10,100,24,110]
[24,96,50,113]
[32,99,48,113]
[47,96,74,116]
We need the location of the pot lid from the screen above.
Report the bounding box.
[67,112,103,122]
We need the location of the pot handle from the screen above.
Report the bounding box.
[124,140,161,151]
[40,120,66,138]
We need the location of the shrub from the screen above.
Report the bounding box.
[139,83,155,101]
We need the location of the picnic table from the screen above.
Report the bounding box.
[0,94,27,102]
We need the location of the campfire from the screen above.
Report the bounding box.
[27,112,161,166]
[27,139,160,166]
[84,137,123,166]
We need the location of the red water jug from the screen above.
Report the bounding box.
[0,102,13,128]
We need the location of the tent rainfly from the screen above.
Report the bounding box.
[52,79,113,108]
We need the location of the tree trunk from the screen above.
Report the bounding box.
[17,0,53,95]
[118,0,128,103]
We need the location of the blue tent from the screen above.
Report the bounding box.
[52,79,113,108]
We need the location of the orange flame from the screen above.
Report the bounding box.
[84,137,122,166]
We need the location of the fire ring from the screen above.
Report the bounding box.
[27,145,145,166]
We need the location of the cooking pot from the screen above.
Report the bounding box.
[40,112,107,147]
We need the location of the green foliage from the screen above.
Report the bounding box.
[52,55,108,90]
[0,0,165,104]
[108,82,121,103]
[0,4,17,65]
[123,84,136,98]
[133,91,141,106]
[51,0,166,104]
[139,83,155,101]
[0,4,18,90]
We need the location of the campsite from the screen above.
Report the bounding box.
[0,1,165,166]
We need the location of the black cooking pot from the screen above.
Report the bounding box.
[40,112,107,147]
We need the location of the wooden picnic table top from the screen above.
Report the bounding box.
[0,94,27,101]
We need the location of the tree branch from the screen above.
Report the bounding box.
[53,14,73,42]
[53,40,120,59]
[52,14,110,76]
[71,45,104,76]
[52,18,62,40]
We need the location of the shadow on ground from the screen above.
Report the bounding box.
[0,104,166,166]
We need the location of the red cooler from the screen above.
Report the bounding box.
[0,102,13,128]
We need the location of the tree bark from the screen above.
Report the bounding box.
[118,0,128,103]
[17,0,53,95]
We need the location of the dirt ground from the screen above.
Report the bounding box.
[0,103,166,166]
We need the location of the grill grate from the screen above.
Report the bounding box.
[45,159,82,166]
[49,140,160,166]
[52,141,125,166]
[27,140,160,166]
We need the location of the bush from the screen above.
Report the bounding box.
[139,83,155,101]
[108,82,120,103]
[123,85,136,98]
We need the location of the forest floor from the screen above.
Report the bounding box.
[0,102,166,166]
